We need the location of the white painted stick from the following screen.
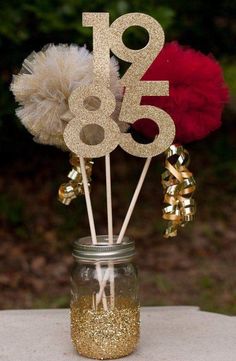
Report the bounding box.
[79,157,108,311]
[117,157,152,243]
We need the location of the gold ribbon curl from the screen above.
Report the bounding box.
[58,153,93,205]
[162,144,196,238]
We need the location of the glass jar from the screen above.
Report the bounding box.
[70,235,140,360]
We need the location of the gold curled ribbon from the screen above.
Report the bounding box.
[58,153,93,205]
[162,144,196,238]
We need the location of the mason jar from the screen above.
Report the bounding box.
[70,235,140,360]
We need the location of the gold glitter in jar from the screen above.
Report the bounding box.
[70,296,140,360]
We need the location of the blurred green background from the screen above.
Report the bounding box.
[0,0,236,313]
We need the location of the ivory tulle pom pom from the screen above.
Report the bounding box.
[11,44,124,150]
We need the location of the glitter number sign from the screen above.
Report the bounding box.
[64,12,175,158]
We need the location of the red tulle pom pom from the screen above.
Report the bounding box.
[132,42,229,143]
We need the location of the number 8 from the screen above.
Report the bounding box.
[64,84,121,158]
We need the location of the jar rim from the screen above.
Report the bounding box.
[73,235,135,261]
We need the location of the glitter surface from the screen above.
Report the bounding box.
[64,84,121,158]
[109,13,164,85]
[110,13,175,157]
[119,91,176,157]
[71,296,140,360]
[63,12,175,159]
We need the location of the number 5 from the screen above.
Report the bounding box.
[119,83,175,157]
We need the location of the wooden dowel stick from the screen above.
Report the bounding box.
[105,154,115,308]
[105,154,113,244]
[96,266,112,303]
[96,157,152,306]
[96,264,108,310]
[117,157,152,244]
[80,157,108,311]
[110,262,115,308]
[80,157,97,245]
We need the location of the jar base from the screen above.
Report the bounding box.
[71,296,140,360]
[75,347,137,360]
